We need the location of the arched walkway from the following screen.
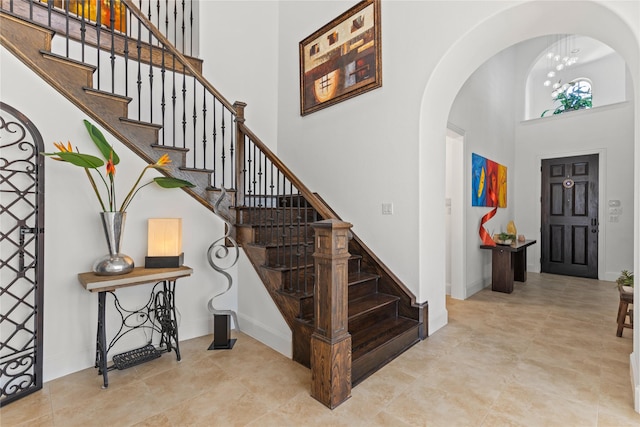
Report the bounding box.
[417,0,640,412]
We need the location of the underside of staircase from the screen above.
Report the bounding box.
[1,0,428,403]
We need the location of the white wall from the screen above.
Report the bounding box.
[447,46,519,297]
[276,0,515,334]
[198,0,291,355]
[198,0,280,148]
[1,48,233,382]
[515,102,635,281]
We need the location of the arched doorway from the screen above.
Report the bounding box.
[417,0,640,411]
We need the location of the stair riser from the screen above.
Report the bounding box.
[352,325,420,386]
[264,244,314,268]
[280,267,314,293]
[242,194,311,208]
[237,208,317,225]
[348,279,378,301]
[254,226,315,245]
[300,295,314,320]
[349,301,397,333]
[349,256,362,273]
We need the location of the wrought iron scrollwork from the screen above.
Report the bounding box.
[1,102,45,406]
[206,188,240,330]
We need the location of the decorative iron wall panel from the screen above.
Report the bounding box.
[0,102,45,406]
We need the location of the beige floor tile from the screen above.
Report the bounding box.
[2,273,638,426]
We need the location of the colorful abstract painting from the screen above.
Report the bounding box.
[472,153,507,208]
[44,0,126,32]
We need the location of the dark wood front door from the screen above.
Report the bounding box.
[541,154,598,278]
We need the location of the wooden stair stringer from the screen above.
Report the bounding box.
[242,244,314,367]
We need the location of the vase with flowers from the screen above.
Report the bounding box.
[42,120,194,275]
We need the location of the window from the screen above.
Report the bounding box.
[542,78,592,117]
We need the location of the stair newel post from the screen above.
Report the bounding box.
[310,219,352,409]
[233,101,247,208]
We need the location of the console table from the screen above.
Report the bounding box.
[480,240,536,293]
[78,266,193,388]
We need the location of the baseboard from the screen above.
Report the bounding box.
[466,278,489,298]
[237,312,292,358]
[603,271,622,282]
[632,352,640,413]
[429,307,448,335]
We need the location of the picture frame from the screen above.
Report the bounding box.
[299,0,382,116]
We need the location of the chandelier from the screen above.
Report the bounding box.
[542,35,580,98]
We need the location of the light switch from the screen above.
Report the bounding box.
[382,203,393,215]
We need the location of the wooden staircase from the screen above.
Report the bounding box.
[1,0,428,407]
[236,195,426,386]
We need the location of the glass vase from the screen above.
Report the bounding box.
[93,211,134,275]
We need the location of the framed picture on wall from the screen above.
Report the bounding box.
[299,0,382,116]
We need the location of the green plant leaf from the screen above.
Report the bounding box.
[153,177,195,188]
[83,120,120,165]
[41,151,105,168]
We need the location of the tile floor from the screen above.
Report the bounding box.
[2,273,639,426]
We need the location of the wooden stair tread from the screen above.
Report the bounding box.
[348,293,398,319]
[261,262,314,273]
[351,316,419,360]
[348,271,379,286]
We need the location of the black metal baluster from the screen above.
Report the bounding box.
[96,0,102,90]
[241,134,247,207]
[251,142,257,211]
[189,0,193,56]
[229,114,235,190]
[181,70,187,157]
[296,189,302,293]
[165,0,169,41]
[148,2,154,121]
[303,195,310,294]
[79,0,86,62]
[160,45,166,145]
[156,0,161,32]
[262,153,268,256]
[246,138,253,236]
[288,181,294,292]
[45,0,51,26]
[201,89,207,170]
[212,98,217,187]
[275,169,282,270]
[220,108,226,188]
[256,150,263,246]
[173,0,177,48]
[180,0,185,54]
[123,4,130,97]
[269,162,275,249]
[171,52,177,147]
[192,77,197,165]
[64,0,69,58]
[110,0,116,93]
[134,7,143,119]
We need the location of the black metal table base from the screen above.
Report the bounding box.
[95,279,180,388]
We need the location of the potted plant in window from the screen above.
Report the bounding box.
[541,81,593,117]
[616,270,634,293]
